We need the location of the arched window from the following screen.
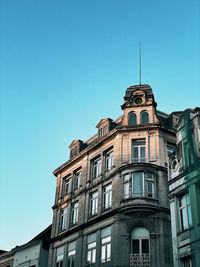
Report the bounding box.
[128,112,137,126]
[130,227,150,266]
[140,111,149,124]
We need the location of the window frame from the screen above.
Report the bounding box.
[87,233,97,265]
[140,111,149,124]
[101,226,111,263]
[63,176,72,195]
[132,140,146,162]
[128,111,137,126]
[56,246,64,267]
[89,191,98,217]
[105,150,114,171]
[59,207,68,232]
[92,157,101,179]
[67,241,76,267]
[70,202,79,226]
[103,184,112,210]
[74,170,82,190]
[179,193,192,231]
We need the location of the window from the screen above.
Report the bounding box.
[101,226,111,263]
[59,207,68,231]
[89,191,98,216]
[103,126,108,135]
[74,170,81,190]
[123,174,130,199]
[140,111,149,124]
[123,172,155,199]
[105,151,114,171]
[64,177,72,195]
[71,202,79,225]
[92,158,101,179]
[56,246,64,267]
[130,227,150,267]
[67,241,76,267]
[128,112,137,126]
[132,140,146,162]
[87,233,97,265]
[167,144,175,156]
[132,172,144,197]
[103,184,112,209]
[99,128,103,138]
[182,257,192,267]
[179,193,192,231]
[146,173,154,198]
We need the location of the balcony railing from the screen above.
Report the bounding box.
[130,253,150,266]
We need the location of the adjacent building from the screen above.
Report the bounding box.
[0,225,51,267]
[48,84,180,267]
[169,107,200,267]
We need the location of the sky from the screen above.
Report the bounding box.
[0,0,199,251]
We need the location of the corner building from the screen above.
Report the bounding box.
[48,84,177,267]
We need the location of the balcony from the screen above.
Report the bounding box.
[130,253,150,266]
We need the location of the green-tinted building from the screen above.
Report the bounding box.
[169,107,200,267]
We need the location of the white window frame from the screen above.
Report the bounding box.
[123,174,130,199]
[89,191,98,216]
[64,177,72,195]
[59,207,68,231]
[132,140,146,162]
[92,158,101,179]
[67,241,76,267]
[74,170,81,190]
[56,246,64,267]
[103,184,112,210]
[87,233,97,265]
[71,202,79,225]
[179,193,192,231]
[101,226,111,263]
[106,151,114,171]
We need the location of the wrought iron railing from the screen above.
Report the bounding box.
[130,253,150,266]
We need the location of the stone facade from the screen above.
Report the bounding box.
[169,107,200,267]
[48,84,179,267]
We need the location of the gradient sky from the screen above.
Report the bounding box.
[0,0,199,251]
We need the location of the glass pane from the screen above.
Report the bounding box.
[132,173,143,197]
[133,147,138,160]
[141,146,145,159]
[124,183,129,198]
[181,207,188,230]
[187,205,192,227]
[92,248,96,263]
[141,111,149,124]
[142,239,149,253]
[107,243,111,260]
[101,245,106,261]
[132,240,139,254]
[68,241,76,252]
[88,233,96,243]
[87,250,91,262]
[128,112,137,126]
[147,182,153,197]
[101,226,111,238]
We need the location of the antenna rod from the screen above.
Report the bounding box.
[139,41,141,85]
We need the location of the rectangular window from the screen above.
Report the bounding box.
[74,170,81,190]
[146,173,154,198]
[71,202,79,225]
[132,140,146,162]
[132,172,144,197]
[92,158,101,179]
[64,177,72,195]
[87,233,97,265]
[179,193,192,231]
[103,184,112,209]
[67,241,76,267]
[89,191,98,216]
[123,174,130,199]
[59,207,68,231]
[56,246,64,267]
[106,151,114,171]
[101,226,111,263]
[167,144,175,156]
[182,257,192,267]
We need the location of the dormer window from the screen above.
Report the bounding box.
[128,112,137,126]
[140,111,149,124]
[96,118,114,139]
[69,140,87,159]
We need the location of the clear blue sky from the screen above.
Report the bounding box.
[0,0,199,250]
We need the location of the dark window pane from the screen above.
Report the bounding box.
[132,239,139,254]
[128,112,137,126]
[142,239,149,253]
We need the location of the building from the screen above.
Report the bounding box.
[168,107,200,267]
[0,250,14,267]
[48,84,180,267]
[0,225,51,267]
